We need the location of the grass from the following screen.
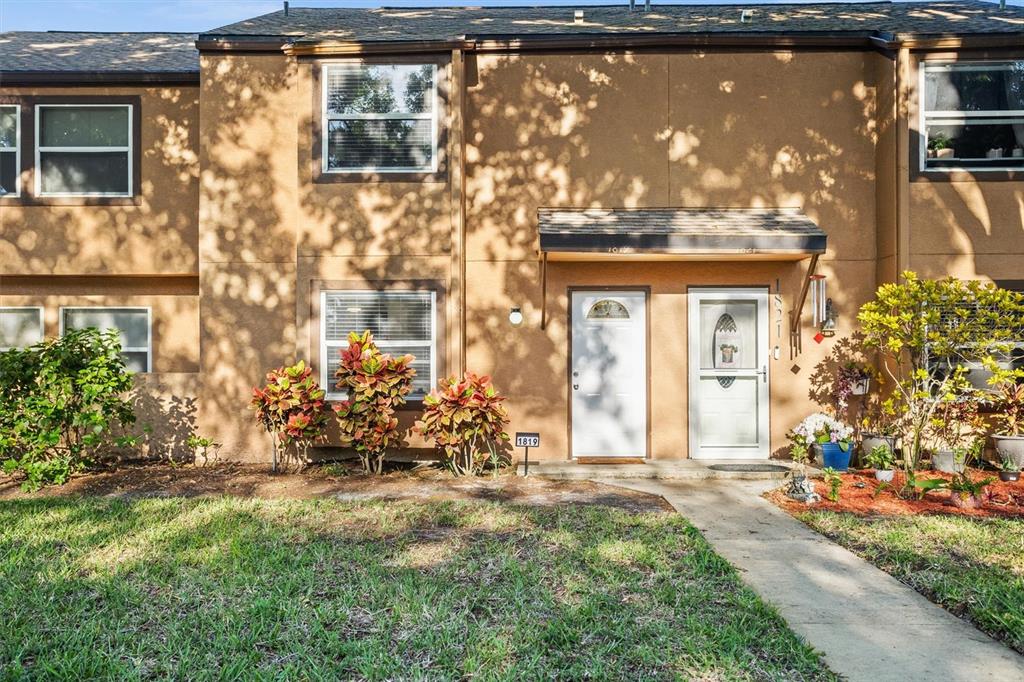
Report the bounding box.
[797,511,1024,654]
[0,497,834,681]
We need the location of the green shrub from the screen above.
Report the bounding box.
[0,328,136,491]
[415,371,511,476]
[250,360,329,472]
[332,331,416,474]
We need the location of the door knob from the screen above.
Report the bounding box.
[573,384,579,390]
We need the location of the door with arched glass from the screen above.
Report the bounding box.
[570,290,647,458]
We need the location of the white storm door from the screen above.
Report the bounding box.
[688,288,769,459]
[571,290,647,458]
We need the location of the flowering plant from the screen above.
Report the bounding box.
[789,412,854,452]
[834,362,872,410]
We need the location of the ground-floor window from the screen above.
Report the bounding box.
[60,307,151,372]
[0,306,43,350]
[320,289,436,399]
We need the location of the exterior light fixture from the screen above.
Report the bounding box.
[508,306,524,327]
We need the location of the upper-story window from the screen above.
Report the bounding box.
[36,104,133,196]
[322,63,438,173]
[0,105,20,196]
[921,61,1024,172]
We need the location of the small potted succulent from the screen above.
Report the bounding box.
[999,456,1021,483]
[990,374,1024,471]
[791,413,854,472]
[864,443,897,482]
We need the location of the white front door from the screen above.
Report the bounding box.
[571,290,647,458]
[688,288,770,459]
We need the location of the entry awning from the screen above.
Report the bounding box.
[538,207,826,260]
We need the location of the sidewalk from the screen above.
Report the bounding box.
[600,478,1024,682]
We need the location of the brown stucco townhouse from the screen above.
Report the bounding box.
[2,1,1024,465]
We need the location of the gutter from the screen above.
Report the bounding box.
[0,71,199,86]
[196,30,1024,57]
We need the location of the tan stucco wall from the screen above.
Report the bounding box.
[904,52,1024,282]
[464,50,881,459]
[0,85,199,276]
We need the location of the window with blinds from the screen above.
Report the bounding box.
[0,307,43,350]
[36,105,132,196]
[61,307,150,373]
[0,106,19,196]
[322,63,437,172]
[320,290,436,399]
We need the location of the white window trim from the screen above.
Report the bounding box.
[59,306,151,372]
[919,60,1024,173]
[35,103,133,197]
[0,305,43,351]
[319,289,437,401]
[0,104,21,197]
[320,62,439,174]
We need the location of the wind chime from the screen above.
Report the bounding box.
[810,274,826,329]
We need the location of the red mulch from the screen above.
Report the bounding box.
[768,469,1024,518]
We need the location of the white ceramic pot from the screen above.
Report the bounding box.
[851,377,870,396]
[992,435,1024,470]
[875,469,895,482]
[932,449,965,474]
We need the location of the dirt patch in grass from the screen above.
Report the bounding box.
[767,469,1024,518]
[0,461,670,513]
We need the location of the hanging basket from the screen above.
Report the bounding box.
[850,377,870,396]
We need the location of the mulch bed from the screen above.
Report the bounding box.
[768,469,1024,518]
[0,461,671,513]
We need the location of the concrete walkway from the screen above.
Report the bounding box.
[601,478,1024,682]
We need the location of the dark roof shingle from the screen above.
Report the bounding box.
[204,1,1024,43]
[0,32,198,74]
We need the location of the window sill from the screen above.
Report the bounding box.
[912,168,1024,183]
[313,168,447,185]
[0,194,141,207]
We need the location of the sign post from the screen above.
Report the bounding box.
[515,432,540,476]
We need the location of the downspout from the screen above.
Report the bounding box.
[450,48,468,376]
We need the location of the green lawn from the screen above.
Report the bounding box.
[0,497,834,680]
[797,511,1024,654]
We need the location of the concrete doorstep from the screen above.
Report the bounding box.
[517,459,803,481]
[598,478,1024,682]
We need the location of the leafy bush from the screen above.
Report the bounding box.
[822,468,842,502]
[0,328,137,491]
[332,331,416,474]
[415,372,510,476]
[858,272,1024,472]
[250,360,329,472]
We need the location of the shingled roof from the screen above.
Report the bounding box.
[204,1,1024,44]
[0,32,198,80]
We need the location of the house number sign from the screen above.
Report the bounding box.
[516,432,540,476]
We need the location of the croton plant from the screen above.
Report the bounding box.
[332,330,416,474]
[249,360,329,472]
[415,371,510,476]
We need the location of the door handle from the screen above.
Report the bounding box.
[573,384,579,390]
[757,365,767,383]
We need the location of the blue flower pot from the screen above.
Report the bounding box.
[820,442,851,472]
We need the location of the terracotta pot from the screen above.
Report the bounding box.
[949,491,984,509]
[936,148,954,159]
[992,435,1024,470]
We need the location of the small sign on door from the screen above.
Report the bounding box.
[515,432,540,448]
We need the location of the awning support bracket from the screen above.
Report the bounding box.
[540,251,548,331]
[789,253,819,359]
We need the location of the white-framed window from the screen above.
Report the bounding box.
[920,61,1024,172]
[0,105,20,197]
[60,307,151,372]
[35,104,133,196]
[0,306,43,351]
[320,290,436,399]
[321,63,438,173]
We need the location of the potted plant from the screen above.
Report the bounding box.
[947,472,994,510]
[989,371,1024,470]
[928,399,983,474]
[791,413,854,472]
[864,443,897,482]
[860,401,898,457]
[929,132,953,159]
[999,456,1021,483]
